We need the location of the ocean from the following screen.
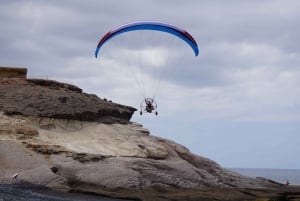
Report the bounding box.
[230,168,300,185]
[0,168,299,201]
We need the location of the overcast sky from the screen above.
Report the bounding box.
[1,0,300,169]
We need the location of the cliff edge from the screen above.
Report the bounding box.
[0,78,136,122]
[0,76,299,201]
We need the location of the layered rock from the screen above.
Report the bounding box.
[0,66,27,79]
[1,77,300,201]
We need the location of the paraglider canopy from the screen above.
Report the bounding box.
[94,21,199,116]
[95,21,199,58]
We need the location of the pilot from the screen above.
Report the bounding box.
[145,99,154,113]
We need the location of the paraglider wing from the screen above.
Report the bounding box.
[95,21,199,58]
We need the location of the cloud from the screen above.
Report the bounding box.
[1,0,300,168]
[2,0,299,121]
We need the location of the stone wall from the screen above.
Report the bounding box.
[0,67,27,78]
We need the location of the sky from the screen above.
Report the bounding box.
[1,0,300,169]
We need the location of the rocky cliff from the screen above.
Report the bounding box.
[0,77,300,201]
[0,66,27,79]
[0,78,136,122]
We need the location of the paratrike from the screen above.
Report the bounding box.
[140,98,158,115]
[94,21,199,117]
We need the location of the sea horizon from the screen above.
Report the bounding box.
[229,167,300,185]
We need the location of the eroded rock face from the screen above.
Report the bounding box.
[1,113,300,201]
[0,78,136,122]
[1,78,300,201]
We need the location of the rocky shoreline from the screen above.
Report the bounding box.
[1,76,300,201]
[0,184,134,201]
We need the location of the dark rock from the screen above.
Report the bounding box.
[27,79,82,93]
[50,167,58,174]
[0,66,27,79]
[0,78,136,122]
